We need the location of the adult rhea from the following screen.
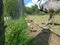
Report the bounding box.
[37,0,60,26]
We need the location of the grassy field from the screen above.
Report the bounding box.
[27,14,60,36]
[26,14,60,45]
[5,14,60,45]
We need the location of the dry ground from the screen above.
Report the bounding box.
[26,15,60,45]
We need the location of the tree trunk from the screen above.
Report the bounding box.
[10,0,24,19]
[13,0,24,19]
[0,0,5,45]
[18,0,24,18]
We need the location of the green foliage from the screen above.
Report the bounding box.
[4,0,21,19]
[5,17,31,45]
[24,5,46,15]
[4,0,17,15]
[24,7,32,14]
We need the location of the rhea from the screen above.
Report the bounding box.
[37,0,60,26]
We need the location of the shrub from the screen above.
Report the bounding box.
[5,17,31,45]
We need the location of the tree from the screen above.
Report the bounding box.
[24,7,33,14]
[4,0,24,19]
[25,5,46,15]
[25,5,40,14]
[0,0,5,45]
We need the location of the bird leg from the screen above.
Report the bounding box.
[45,14,52,26]
[45,12,55,26]
[51,14,55,26]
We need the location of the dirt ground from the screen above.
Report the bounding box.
[26,15,60,45]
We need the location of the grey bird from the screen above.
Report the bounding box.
[37,0,60,26]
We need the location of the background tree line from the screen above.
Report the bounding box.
[24,5,46,15]
[24,5,60,15]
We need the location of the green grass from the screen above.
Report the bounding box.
[5,17,31,45]
[27,14,60,35]
[5,14,60,45]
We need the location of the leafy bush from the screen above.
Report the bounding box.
[5,17,31,45]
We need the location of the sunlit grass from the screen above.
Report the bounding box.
[27,14,60,35]
[5,17,31,45]
[5,14,60,45]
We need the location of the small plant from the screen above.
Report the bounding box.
[5,17,31,45]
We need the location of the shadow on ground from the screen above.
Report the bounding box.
[54,23,60,26]
[27,28,60,45]
[42,23,60,26]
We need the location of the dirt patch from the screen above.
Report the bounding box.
[28,28,60,45]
